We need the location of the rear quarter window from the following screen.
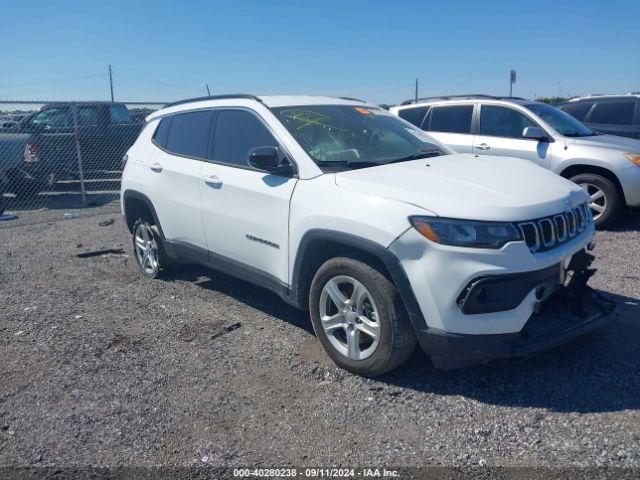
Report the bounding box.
[397,106,428,127]
[152,117,172,148]
[560,102,593,121]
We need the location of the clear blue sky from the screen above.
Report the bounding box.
[1,0,638,104]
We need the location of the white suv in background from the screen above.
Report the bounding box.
[121,94,613,376]
[390,95,640,227]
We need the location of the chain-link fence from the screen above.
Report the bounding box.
[0,100,165,227]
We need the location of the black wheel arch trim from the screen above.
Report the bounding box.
[122,190,165,238]
[290,229,427,331]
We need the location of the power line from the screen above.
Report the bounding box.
[115,77,193,94]
[0,74,105,89]
[114,78,195,98]
[115,72,199,91]
[115,65,201,89]
[0,82,109,98]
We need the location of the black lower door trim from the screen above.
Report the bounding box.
[165,240,293,304]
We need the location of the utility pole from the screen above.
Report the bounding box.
[206,84,211,95]
[509,69,516,97]
[415,78,418,102]
[108,64,114,102]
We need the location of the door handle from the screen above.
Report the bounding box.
[477,143,491,151]
[150,162,163,172]
[203,175,223,187]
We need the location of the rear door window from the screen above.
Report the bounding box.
[164,110,214,159]
[77,106,100,126]
[479,105,536,138]
[561,102,593,121]
[212,110,278,167]
[397,106,428,127]
[589,101,635,125]
[424,105,474,134]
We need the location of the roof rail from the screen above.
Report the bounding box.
[400,94,494,105]
[338,96,366,103]
[164,94,263,108]
[568,93,640,102]
[400,94,526,106]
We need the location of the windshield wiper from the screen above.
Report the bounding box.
[564,132,598,137]
[316,160,379,171]
[385,149,443,164]
[318,149,444,171]
[345,161,380,168]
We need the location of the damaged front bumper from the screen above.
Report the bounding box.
[417,250,616,369]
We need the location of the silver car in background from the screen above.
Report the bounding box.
[390,95,640,227]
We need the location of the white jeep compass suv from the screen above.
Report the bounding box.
[121,94,614,376]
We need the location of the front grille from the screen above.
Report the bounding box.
[518,202,592,253]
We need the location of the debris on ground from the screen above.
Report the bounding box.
[211,322,242,340]
[77,248,126,258]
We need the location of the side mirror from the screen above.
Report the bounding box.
[247,146,293,175]
[522,126,548,141]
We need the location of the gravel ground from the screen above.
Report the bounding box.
[0,206,639,476]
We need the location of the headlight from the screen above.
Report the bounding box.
[410,217,522,248]
[624,153,640,167]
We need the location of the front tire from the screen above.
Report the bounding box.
[309,256,416,377]
[569,173,621,228]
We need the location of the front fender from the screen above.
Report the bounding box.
[554,153,630,177]
[290,229,427,333]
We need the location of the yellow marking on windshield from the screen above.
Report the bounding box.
[279,109,348,132]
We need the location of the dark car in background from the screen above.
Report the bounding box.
[559,95,640,139]
[0,102,142,197]
[0,113,27,130]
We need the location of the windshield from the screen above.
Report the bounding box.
[525,103,595,137]
[271,104,449,172]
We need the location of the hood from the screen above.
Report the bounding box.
[335,154,587,222]
[566,134,640,153]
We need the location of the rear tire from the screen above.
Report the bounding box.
[132,218,174,278]
[569,173,621,228]
[309,256,416,377]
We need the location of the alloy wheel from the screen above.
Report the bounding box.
[134,223,159,275]
[579,182,607,221]
[319,275,380,360]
